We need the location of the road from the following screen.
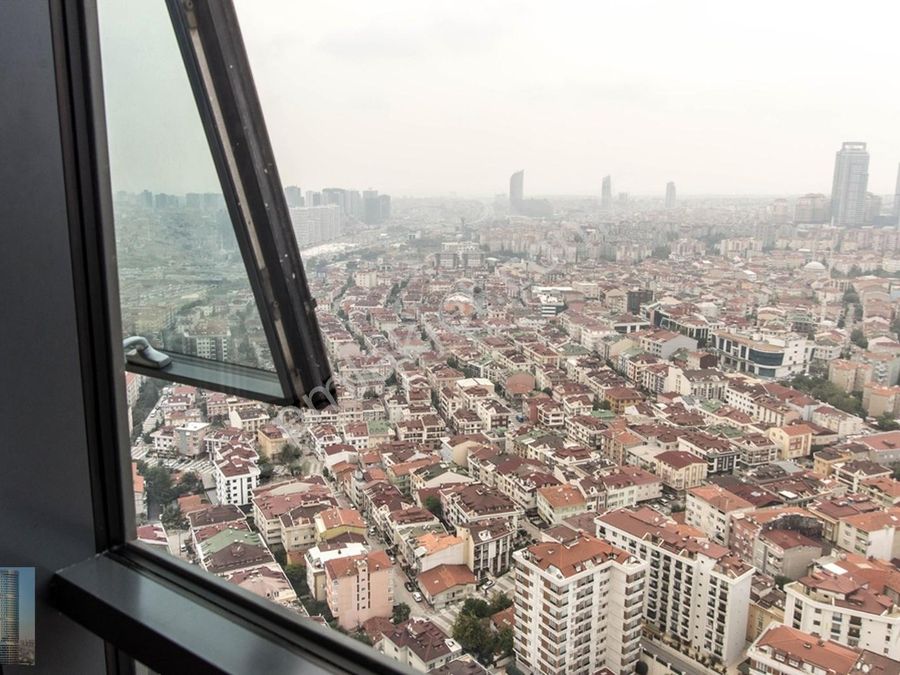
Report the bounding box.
[641,638,714,675]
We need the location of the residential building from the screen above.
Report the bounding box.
[784,556,900,659]
[324,551,394,631]
[512,533,647,675]
[596,507,754,668]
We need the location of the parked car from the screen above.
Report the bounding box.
[412,592,423,602]
[482,580,495,590]
[404,581,415,592]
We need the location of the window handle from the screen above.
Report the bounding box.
[123,336,172,369]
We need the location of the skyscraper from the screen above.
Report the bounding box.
[830,142,869,227]
[601,175,612,210]
[509,170,524,213]
[665,181,676,209]
[0,569,19,665]
[283,185,303,208]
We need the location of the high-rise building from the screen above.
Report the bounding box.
[601,175,612,210]
[283,185,303,208]
[512,533,647,674]
[290,204,343,246]
[794,193,829,223]
[509,170,524,213]
[361,189,390,224]
[596,507,755,668]
[831,142,869,227]
[0,569,19,665]
[378,194,391,221]
[322,187,348,213]
[864,192,882,225]
[665,181,676,209]
[183,320,231,362]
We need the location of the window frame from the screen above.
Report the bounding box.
[118,0,337,411]
[48,1,407,672]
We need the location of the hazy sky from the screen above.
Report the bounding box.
[102,1,900,197]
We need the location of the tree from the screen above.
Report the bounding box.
[488,592,513,614]
[774,575,791,590]
[175,471,203,497]
[257,456,275,483]
[850,328,868,349]
[876,413,900,431]
[460,597,491,619]
[160,503,188,531]
[141,463,176,506]
[452,613,493,663]
[351,631,373,646]
[278,443,302,465]
[423,495,443,518]
[392,603,410,624]
[492,626,514,660]
[598,399,611,411]
[284,564,307,596]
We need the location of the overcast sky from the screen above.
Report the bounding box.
[102,1,900,197]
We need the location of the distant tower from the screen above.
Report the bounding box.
[0,569,19,665]
[830,142,869,227]
[665,181,676,209]
[509,170,524,214]
[601,175,612,210]
[283,185,303,208]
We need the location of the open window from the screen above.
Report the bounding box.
[101,0,334,409]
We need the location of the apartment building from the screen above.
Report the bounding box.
[456,519,514,580]
[324,551,394,631]
[784,556,900,659]
[536,484,588,526]
[512,533,647,675]
[596,507,754,668]
[686,483,755,546]
[747,624,897,675]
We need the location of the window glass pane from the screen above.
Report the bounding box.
[98,0,275,371]
[111,1,900,674]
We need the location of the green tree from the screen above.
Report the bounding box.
[492,626,514,659]
[175,471,203,497]
[488,592,513,614]
[392,603,411,624]
[850,328,868,349]
[460,597,491,619]
[351,631,373,646]
[278,443,302,465]
[598,399,611,411]
[284,564,308,596]
[876,413,900,431]
[131,378,163,440]
[423,495,443,518]
[452,613,493,662]
[160,503,188,531]
[773,575,791,590]
[257,456,275,483]
[141,463,176,506]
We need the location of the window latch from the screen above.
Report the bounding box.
[123,336,172,369]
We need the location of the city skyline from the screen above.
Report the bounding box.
[98,1,900,197]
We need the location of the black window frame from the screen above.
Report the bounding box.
[117,0,336,411]
[47,1,408,672]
